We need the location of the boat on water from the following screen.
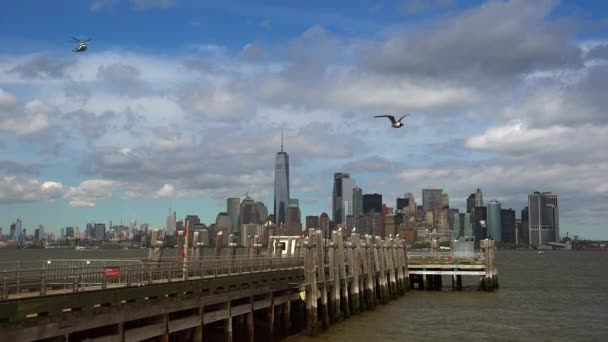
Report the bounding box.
[75,246,99,251]
[538,251,544,254]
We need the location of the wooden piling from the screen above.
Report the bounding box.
[349,234,361,314]
[336,229,350,318]
[328,235,340,321]
[283,300,291,336]
[364,235,376,310]
[246,310,254,342]
[267,295,275,341]
[314,231,330,330]
[215,232,224,258]
[386,238,398,298]
[224,316,233,342]
[303,239,319,336]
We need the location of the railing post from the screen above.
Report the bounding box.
[127,264,132,287]
[16,261,20,297]
[2,271,7,300]
[41,268,47,296]
[102,263,107,289]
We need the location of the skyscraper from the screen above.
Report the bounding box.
[406,193,417,216]
[501,209,516,243]
[528,192,559,246]
[285,202,302,236]
[422,189,443,213]
[227,198,241,233]
[274,132,290,226]
[363,193,382,213]
[255,201,269,224]
[472,206,487,241]
[37,224,45,240]
[521,206,529,245]
[466,193,476,213]
[240,195,259,227]
[165,209,176,236]
[487,200,502,242]
[14,219,22,241]
[215,212,231,246]
[396,197,409,212]
[332,172,350,224]
[475,188,484,207]
[305,216,320,230]
[353,187,363,216]
[319,212,331,238]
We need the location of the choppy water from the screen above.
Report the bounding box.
[288,250,608,342]
[1,249,606,341]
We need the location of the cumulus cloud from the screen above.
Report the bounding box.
[2,0,607,235]
[64,179,117,207]
[585,44,608,60]
[240,43,265,63]
[9,55,74,80]
[0,89,18,108]
[130,0,175,10]
[343,156,399,173]
[90,0,174,11]
[96,63,151,97]
[399,0,454,15]
[0,176,63,203]
[90,0,119,11]
[180,86,256,121]
[0,161,45,175]
[0,91,52,136]
[154,184,176,199]
[366,0,581,82]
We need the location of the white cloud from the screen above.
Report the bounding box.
[0,177,64,203]
[90,0,119,11]
[0,93,52,136]
[151,136,192,152]
[65,179,117,208]
[0,88,18,108]
[154,183,176,199]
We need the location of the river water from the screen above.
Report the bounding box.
[1,249,606,341]
[289,250,608,342]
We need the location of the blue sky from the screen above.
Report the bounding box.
[1,0,608,239]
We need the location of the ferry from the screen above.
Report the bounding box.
[75,246,98,251]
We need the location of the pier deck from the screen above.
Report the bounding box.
[0,235,498,341]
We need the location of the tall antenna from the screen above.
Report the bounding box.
[281,128,284,152]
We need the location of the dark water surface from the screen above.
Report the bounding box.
[289,250,608,342]
[1,249,606,341]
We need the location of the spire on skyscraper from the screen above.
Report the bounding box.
[281,129,284,152]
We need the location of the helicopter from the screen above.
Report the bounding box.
[69,37,91,53]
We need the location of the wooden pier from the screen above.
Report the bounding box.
[0,232,497,341]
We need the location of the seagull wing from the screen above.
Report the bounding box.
[374,115,397,125]
[397,114,409,122]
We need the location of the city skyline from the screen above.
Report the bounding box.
[1,1,608,239]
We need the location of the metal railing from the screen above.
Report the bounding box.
[0,255,304,301]
[407,251,485,263]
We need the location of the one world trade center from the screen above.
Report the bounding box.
[274,131,290,226]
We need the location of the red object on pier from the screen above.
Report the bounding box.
[103,266,121,277]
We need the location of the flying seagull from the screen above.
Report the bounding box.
[374,114,409,128]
